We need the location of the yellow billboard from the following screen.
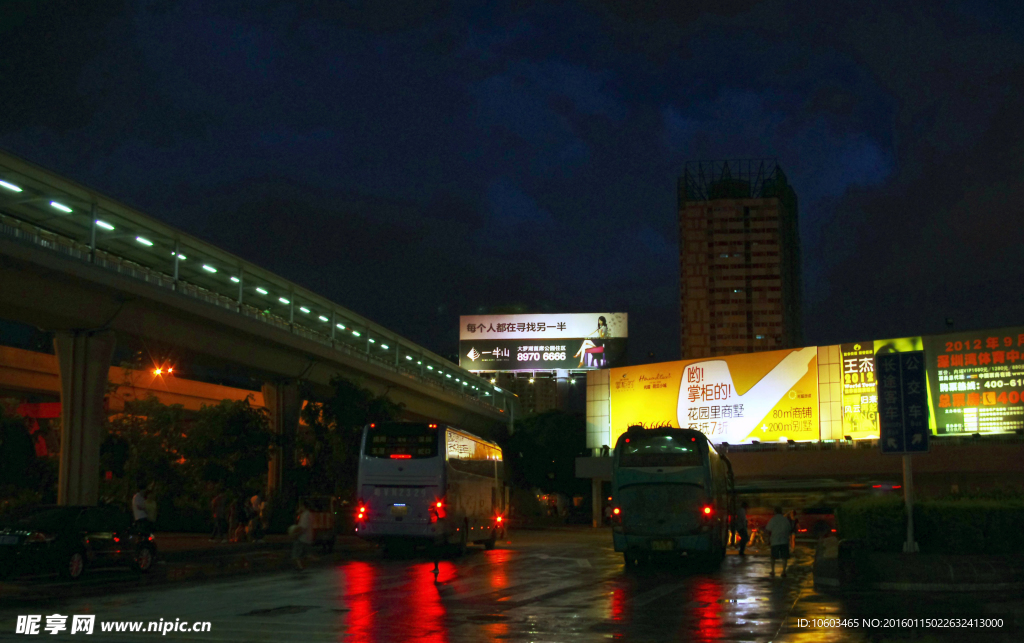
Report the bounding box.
[609,347,819,446]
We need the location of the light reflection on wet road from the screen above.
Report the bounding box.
[0,529,1018,642]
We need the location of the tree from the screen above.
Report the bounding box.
[297,376,402,497]
[505,410,588,497]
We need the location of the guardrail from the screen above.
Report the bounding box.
[0,212,506,414]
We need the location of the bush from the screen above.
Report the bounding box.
[837,495,1024,555]
[916,500,1024,555]
[836,496,906,552]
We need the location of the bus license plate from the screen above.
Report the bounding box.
[390,505,408,517]
[651,540,674,551]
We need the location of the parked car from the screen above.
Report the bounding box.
[0,505,156,580]
[795,507,837,540]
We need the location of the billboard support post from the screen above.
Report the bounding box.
[902,454,919,553]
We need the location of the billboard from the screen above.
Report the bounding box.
[924,326,1024,435]
[459,313,627,371]
[836,336,925,440]
[608,347,818,446]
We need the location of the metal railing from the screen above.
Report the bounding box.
[0,212,507,414]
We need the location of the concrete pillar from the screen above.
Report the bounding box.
[53,330,116,506]
[262,380,300,497]
[592,478,602,528]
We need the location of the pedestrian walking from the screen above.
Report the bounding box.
[229,494,248,542]
[736,501,750,556]
[248,493,266,543]
[290,501,314,571]
[131,485,153,532]
[765,506,793,577]
[210,491,227,542]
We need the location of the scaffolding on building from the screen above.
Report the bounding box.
[679,159,793,203]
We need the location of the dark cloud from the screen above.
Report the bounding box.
[3,0,1024,364]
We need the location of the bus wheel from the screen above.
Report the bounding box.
[623,552,638,569]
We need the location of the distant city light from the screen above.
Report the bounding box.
[136,236,153,246]
[50,201,72,213]
[95,220,115,231]
[255,287,268,295]
[0,180,22,192]
[202,265,217,273]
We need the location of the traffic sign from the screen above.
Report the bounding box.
[875,351,930,454]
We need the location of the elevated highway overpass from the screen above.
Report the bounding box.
[0,149,514,505]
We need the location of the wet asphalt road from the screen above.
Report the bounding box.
[0,528,1019,642]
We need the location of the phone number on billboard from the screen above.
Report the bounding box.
[518,352,567,362]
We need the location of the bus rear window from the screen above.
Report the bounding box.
[618,434,702,468]
[365,423,439,459]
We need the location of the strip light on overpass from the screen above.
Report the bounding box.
[136,236,153,246]
[0,180,23,192]
[230,276,240,283]
[319,315,329,322]
[352,330,360,337]
[278,297,290,305]
[299,307,310,313]
[202,265,217,273]
[95,220,115,231]
[50,201,72,213]
[256,287,268,295]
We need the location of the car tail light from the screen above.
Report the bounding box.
[798,528,807,533]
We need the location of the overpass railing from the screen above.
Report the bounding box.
[0,212,509,415]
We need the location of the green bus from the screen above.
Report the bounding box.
[611,426,734,568]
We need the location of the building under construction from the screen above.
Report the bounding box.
[678,159,802,358]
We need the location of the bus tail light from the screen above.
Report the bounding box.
[430,498,446,522]
[611,507,622,524]
[389,454,412,459]
[702,506,713,518]
[356,501,367,522]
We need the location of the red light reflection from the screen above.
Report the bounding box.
[687,577,724,642]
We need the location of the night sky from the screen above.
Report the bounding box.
[3,1,1024,365]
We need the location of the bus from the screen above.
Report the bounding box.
[354,421,506,553]
[611,426,734,568]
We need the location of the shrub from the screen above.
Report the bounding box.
[836,496,905,552]
[837,496,1024,555]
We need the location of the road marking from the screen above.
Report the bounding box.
[498,579,584,604]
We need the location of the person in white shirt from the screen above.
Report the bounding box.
[131,486,151,531]
[765,506,793,577]
[291,501,314,571]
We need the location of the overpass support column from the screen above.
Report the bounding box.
[262,381,300,498]
[53,330,116,506]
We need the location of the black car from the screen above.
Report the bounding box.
[0,505,157,580]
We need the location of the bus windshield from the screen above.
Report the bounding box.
[618,433,702,468]
[364,423,439,459]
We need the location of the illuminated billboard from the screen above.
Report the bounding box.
[608,347,818,446]
[924,326,1024,435]
[459,313,627,371]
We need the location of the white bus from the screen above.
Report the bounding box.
[354,421,506,552]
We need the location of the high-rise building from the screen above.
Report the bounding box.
[678,160,801,358]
